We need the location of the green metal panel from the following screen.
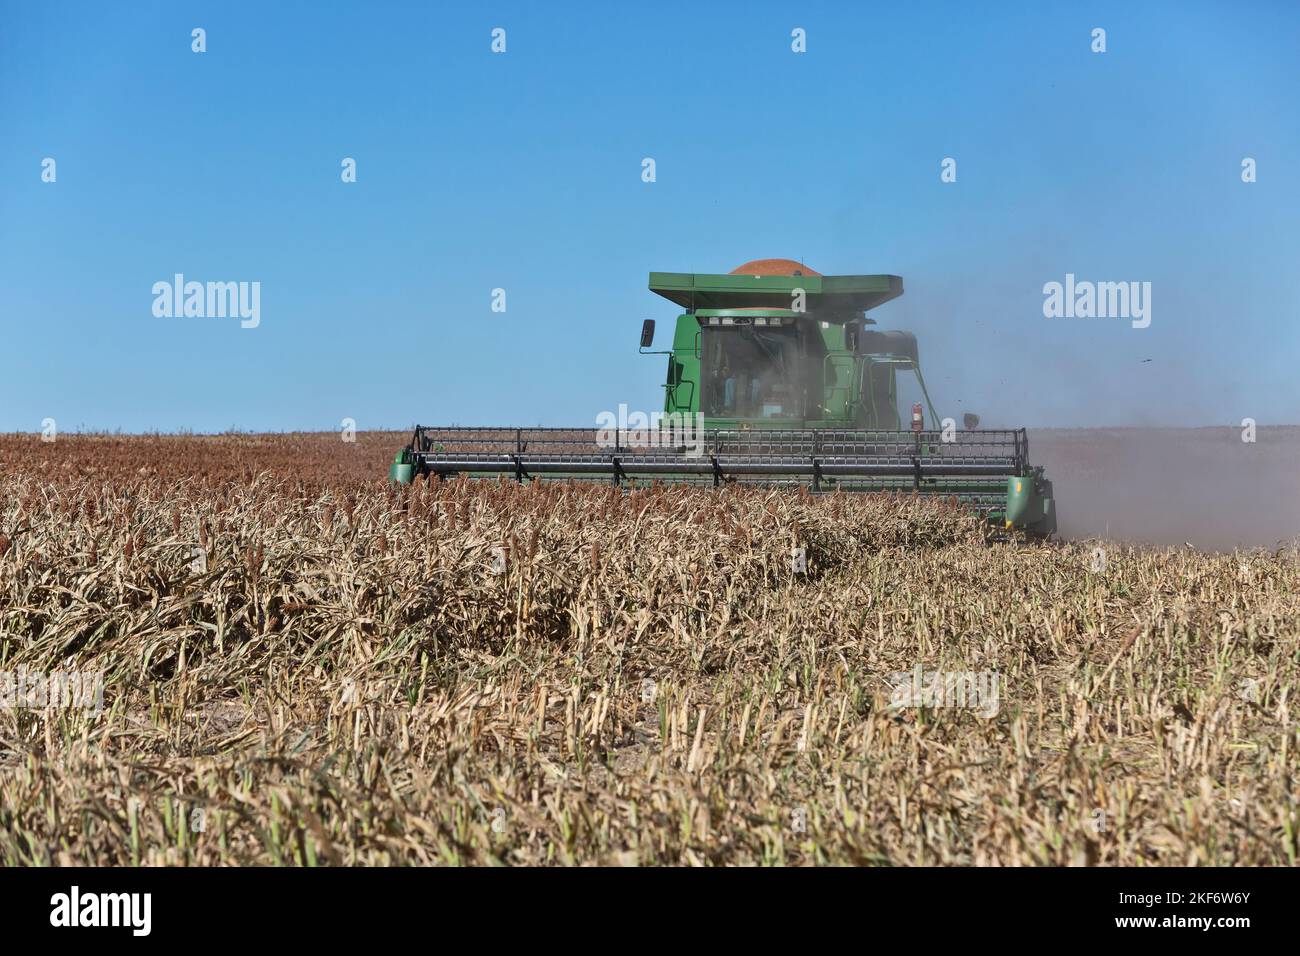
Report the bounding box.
[1005,474,1056,534]
[664,314,701,414]
[390,452,414,484]
[649,271,902,315]
[692,308,804,318]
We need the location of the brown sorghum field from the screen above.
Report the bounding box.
[0,432,1296,865]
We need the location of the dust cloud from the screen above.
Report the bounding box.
[1029,427,1300,551]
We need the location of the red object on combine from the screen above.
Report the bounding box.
[727,258,822,277]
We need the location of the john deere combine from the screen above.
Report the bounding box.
[390,259,1055,535]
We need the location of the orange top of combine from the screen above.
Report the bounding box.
[728,258,822,277]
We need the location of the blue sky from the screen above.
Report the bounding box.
[2,0,1297,431]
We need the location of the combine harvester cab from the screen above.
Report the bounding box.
[391,259,1056,536]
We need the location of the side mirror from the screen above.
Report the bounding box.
[843,321,859,352]
[963,413,981,430]
[640,319,655,349]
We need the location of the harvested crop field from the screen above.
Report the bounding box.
[1,432,1297,865]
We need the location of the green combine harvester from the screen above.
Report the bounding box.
[390,259,1055,535]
